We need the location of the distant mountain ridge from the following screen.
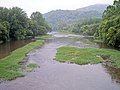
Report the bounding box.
[44,4,108,30]
[76,4,108,12]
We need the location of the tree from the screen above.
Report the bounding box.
[0,7,9,22]
[30,12,51,36]
[70,18,101,36]
[0,7,51,43]
[0,21,10,42]
[8,7,29,40]
[97,0,120,47]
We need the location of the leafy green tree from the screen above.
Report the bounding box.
[31,12,45,26]
[71,18,101,36]
[8,7,28,40]
[0,7,50,43]
[97,0,120,47]
[30,12,51,35]
[0,7,9,22]
[0,21,10,42]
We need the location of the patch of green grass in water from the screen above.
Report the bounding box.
[26,63,39,72]
[27,63,38,68]
[0,40,44,80]
[36,34,52,40]
[56,46,120,68]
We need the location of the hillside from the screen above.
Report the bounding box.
[76,4,108,12]
[44,4,108,30]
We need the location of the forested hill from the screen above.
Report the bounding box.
[76,4,108,12]
[44,4,108,30]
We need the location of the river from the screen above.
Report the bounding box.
[0,32,120,90]
[0,39,34,59]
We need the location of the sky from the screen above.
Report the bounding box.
[0,0,114,16]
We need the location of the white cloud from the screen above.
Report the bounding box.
[0,0,114,16]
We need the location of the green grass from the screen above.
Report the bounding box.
[56,46,120,68]
[0,34,52,80]
[0,40,44,80]
[27,63,38,68]
[36,34,52,40]
[94,40,104,43]
[26,63,39,72]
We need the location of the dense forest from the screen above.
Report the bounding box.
[61,18,101,36]
[96,0,120,47]
[0,7,51,43]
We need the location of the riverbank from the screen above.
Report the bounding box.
[56,46,120,68]
[0,35,51,80]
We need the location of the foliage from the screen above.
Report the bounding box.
[0,21,10,42]
[82,24,100,36]
[0,7,51,42]
[26,63,39,72]
[68,18,101,36]
[56,46,120,68]
[35,34,52,40]
[27,63,38,69]
[97,0,120,47]
[30,12,51,36]
[8,7,28,40]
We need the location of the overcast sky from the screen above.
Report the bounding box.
[0,0,114,16]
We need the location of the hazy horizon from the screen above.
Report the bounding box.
[0,0,114,16]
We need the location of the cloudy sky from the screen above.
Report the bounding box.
[0,0,114,16]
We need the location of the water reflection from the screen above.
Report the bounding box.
[0,39,33,59]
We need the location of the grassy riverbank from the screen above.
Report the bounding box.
[0,36,48,80]
[56,47,120,68]
[36,34,52,40]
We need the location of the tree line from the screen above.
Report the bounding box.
[96,0,120,47]
[70,18,101,36]
[0,7,51,43]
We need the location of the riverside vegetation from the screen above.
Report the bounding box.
[0,7,51,43]
[0,6,51,80]
[0,39,44,80]
[0,35,51,80]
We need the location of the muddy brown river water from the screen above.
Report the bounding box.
[0,32,120,90]
[0,39,34,59]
